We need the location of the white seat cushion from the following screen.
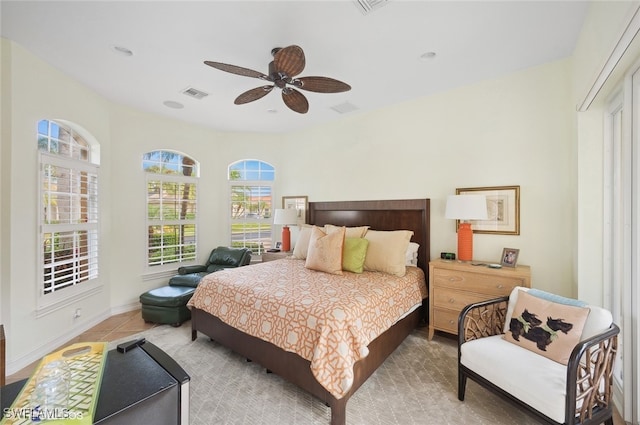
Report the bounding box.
[461,335,567,423]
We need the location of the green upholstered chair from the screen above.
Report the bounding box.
[168,246,252,287]
[140,246,251,326]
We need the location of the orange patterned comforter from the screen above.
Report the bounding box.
[187,257,427,398]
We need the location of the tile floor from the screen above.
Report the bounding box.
[6,309,164,385]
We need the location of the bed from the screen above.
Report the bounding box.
[188,199,430,425]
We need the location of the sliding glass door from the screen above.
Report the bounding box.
[604,64,640,424]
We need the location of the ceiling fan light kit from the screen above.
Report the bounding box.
[204,45,351,114]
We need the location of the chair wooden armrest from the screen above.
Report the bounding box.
[457,296,509,346]
[565,323,619,424]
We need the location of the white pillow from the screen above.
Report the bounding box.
[405,242,419,266]
[292,225,313,260]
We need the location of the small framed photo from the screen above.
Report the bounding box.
[275,241,282,250]
[501,248,519,268]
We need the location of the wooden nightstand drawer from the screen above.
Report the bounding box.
[433,289,489,311]
[428,259,530,340]
[432,308,459,334]
[433,269,522,297]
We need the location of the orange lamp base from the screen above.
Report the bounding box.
[457,222,474,262]
[281,225,291,252]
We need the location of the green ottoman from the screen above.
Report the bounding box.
[140,247,251,327]
[140,285,195,326]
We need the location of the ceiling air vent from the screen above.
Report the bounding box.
[353,0,389,15]
[331,101,359,114]
[181,87,209,100]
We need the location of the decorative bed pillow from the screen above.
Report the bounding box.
[503,290,590,365]
[405,242,419,266]
[363,230,413,277]
[342,237,369,273]
[292,225,313,260]
[305,226,345,275]
[325,224,369,238]
[527,288,587,307]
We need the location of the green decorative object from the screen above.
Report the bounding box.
[1,342,107,425]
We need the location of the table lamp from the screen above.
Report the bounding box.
[273,208,298,252]
[445,194,488,261]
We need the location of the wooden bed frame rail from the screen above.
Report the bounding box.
[191,305,423,424]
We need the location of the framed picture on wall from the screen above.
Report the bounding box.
[456,185,520,235]
[282,196,308,226]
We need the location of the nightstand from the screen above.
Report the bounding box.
[261,251,291,262]
[428,259,531,340]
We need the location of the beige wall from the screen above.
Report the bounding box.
[1,40,113,370]
[107,57,575,305]
[107,105,285,307]
[1,0,637,374]
[279,59,575,294]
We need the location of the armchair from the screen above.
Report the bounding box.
[168,246,252,287]
[140,246,251,326]
[458,287,619,425]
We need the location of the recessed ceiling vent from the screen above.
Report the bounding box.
[353,0,389,15]
[181,87,209,100]
[331,101,359,114]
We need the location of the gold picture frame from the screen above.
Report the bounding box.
[282,196,308,226]
[455,185,520,235]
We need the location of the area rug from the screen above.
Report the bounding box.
[112,324,540,425]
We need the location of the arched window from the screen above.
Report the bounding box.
[38,119,100,307]
[229,160,274,255]
[143,150,199,269]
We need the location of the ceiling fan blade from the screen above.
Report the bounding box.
[204,61,269,80]
[295,76,351,93]
[274,45,305,77]
[234,86,274,105]
[282,88,309,114]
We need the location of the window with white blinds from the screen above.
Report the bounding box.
[229,160,274,255]
[38,120,99,299]
[144,150,199,269]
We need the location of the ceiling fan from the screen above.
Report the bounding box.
[204,45,351,114]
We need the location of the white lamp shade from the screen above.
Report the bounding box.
[445,195,488,220]
[273,208,298,225]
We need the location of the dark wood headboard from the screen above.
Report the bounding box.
[308,199,431,274]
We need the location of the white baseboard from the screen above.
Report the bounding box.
[6,302,142,376]
[110,302,141,316]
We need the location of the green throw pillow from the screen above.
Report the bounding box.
[342,237,369,273]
